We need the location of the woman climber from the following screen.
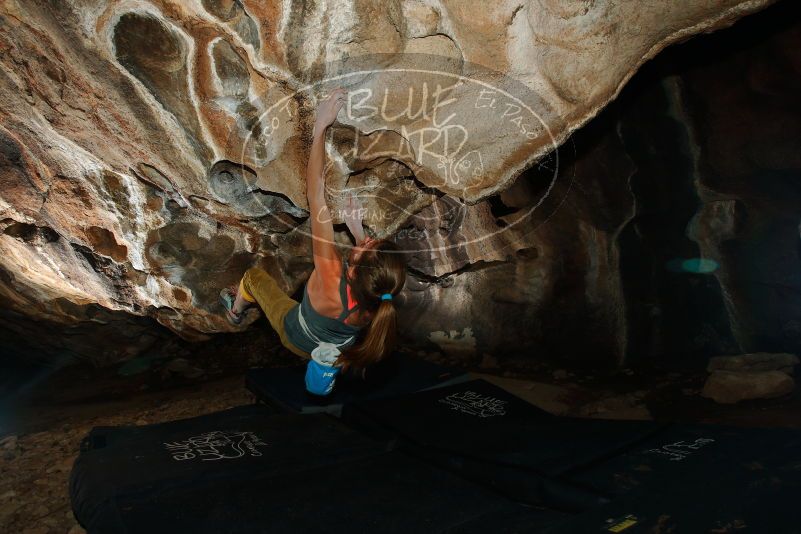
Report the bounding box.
[220,87,407,395]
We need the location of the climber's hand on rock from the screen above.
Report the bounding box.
[313,88,346,137]
[344,190,363,218]
[343,190,366,243]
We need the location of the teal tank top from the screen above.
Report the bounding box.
[283,261,363,354]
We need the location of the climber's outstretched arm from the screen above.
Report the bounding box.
[306,88,346,278]
[343,190,366,244]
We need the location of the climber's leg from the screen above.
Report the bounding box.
[239,267,310,359]
[233,280,254,315]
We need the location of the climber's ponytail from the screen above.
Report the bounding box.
[337,239,406,373]
[339,299,396,372]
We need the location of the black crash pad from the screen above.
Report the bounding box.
[342,379,669,511]
[543,463,801,534]
[115,453,570,534]
[342,378,801,531]
[246,354,467,415]
[69,404,566,533]
[544,423,801,533]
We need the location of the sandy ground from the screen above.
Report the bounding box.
[1,377,253,533]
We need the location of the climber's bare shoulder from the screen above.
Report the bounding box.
[306,254,345,315]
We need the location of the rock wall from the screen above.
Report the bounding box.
[681,3,801,357]
[400,0,801,368]
[0,0,780,366]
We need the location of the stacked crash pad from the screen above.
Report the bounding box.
[245,354,468,415]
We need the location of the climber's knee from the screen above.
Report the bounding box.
[239,268,263,303]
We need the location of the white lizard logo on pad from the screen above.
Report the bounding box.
[439,391,508,418]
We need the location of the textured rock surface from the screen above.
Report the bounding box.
[708,353,799,374]
[702,370,794,404]
[702,350,798,404]
[405,1,801,366]
[0,0,781,365]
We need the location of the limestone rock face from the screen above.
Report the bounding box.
[403,1,801,367]
[702,352,797,404]
[0,0,777,363]
[707,353,799,375]
[702,370,794,404]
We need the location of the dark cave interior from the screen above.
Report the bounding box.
[2,1,801,533]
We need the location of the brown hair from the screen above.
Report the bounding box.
[338,239,406,373]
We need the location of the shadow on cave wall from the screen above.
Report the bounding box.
[398,0,801,369]
[589,0,801,366]
[394,0,801,369]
